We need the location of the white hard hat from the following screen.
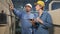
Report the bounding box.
[25,3,32,8]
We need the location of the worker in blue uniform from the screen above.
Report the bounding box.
[34,1,53,34]
[10,3,35,34]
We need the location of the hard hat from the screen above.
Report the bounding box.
[25,3,32,8]
[36,1,45,7]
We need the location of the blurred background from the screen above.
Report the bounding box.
[0,0,60,34]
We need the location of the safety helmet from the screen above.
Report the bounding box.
[36,1,45,7]
[25,3,32,8]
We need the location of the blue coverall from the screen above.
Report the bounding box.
[34,11,52,34]
[13,8,34,34]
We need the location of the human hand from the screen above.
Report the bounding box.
[9,4,14,10]
[36,17,43,24]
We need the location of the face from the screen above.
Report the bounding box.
[25,6,31,12]
[35,5,42,11]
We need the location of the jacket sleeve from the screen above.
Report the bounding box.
[41,13,53,29]
[13,8,22,17]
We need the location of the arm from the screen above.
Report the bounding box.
[9,4,22,17]
[9,5,22,17]
[41,14,53,29]
[37,13,53,28]
[13,8,22,17]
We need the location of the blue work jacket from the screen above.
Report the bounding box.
[34,11,52,34]
[13,8,34,34]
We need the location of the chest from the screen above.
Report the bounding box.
[40,14,47,21]
[36,13,47,21]
[21,13,33,19]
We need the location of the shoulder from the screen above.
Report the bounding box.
[43,11,50,15]
[30,13,34,16]
[33,13,38,16]
[43,11,51,18]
